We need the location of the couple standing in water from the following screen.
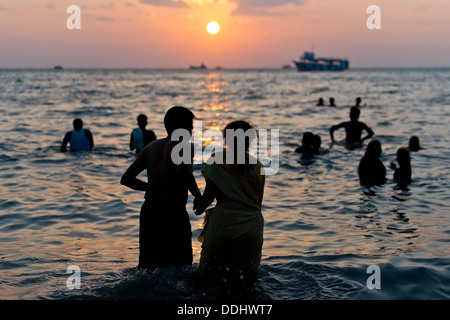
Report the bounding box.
[120,106,265,290]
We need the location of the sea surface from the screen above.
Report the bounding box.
[0,68,449,300]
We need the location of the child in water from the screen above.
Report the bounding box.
[390,148,412,185]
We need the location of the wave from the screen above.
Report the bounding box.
[42,254,450,300]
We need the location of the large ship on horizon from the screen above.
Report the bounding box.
[293,51,349,71]
[189,63,207,70]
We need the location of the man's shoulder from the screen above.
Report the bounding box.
[143,137,168,153]
[357,121,369,127]
[144,129,157,137]
[333,121,349,127]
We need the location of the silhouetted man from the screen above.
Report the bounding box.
[354,97,366,107]
[329,97,336,107]
[130,114,157,154]
[329,107,374,146]
[60,118,94,152]
[121,106,201,270]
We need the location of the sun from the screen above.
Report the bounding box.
[207,21,220,35]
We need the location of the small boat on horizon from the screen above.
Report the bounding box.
[293,52,349,71]
[189,63,207,70]
[53,65,63,70]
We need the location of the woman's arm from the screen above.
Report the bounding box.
[120,151,148,191]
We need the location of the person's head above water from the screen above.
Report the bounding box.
[355,97,362,106]
[397,148,411,167]
[164,106,195,136]
[350,106,360,121]
[223,120,257,151]
[408,136,421,151]
[366,139,382,158]
[73,118,83,131]
[137,114,147,129]
[302,132,314,146]
[223,120,257,171]
[313,134,321,149]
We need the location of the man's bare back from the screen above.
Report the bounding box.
[122,136,198,203]
[120,106,201,269]
[329,107,374,144]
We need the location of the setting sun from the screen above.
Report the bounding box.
[207,21,220,35]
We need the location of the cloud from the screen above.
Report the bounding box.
[231,0,305,16]
[0,6,7,11]
[136,0,303,13]
[96,16,115,22]
[139,0,189,8]
[46,4,56,10]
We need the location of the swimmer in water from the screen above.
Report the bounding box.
[354,97,366,107]
[408,136,422,152]
[130,114,157,154]
[316,98,324,106]
[60,118,94,152]
[295,132,314,153]
[329,106,374,148]
[329,97,336,107]
[390,148,412,185]
[358,140,386,187]
[295,132,322,160]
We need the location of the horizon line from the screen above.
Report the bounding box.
[1,66,450,70]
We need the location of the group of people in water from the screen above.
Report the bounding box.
[60,114,157,154]
[296,99,421,188]
[119,107,264,291]
[61,107,265,291]
[316,96,366,108]
[59,101,421,292]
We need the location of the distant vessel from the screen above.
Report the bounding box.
[189,63,207,70]
[293,52,349,71]
[282,64,292,69]
[53,65,63,70]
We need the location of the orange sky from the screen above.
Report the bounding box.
[0,0,449,68]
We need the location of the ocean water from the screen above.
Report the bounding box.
[0,68,449,300]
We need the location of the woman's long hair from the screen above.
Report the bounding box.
[223,120,258,172]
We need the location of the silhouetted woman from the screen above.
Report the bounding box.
[194,120,265,290]
[358,140,386,187]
